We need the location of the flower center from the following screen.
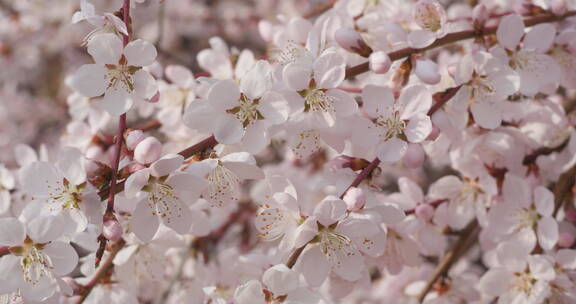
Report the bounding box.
[374,111,406,141]
[318,229,357,266]
[145,179,182,222]
[226,95,264,128]
[105,57,139,93]
[277,42,310,66]
[205,164,240,208]
[514,271,537,295]
[12,241,54,285]
[304,89,335,113]
[414,2,443,32]
[517,208,539,230]
[47,178,83,211]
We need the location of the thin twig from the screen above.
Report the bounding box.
[553,164,576,215]
[416,220,480,302]
[345,11,576,79]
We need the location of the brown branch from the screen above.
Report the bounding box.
[345,11,576,79]
[553,164,576,215]
[416,220,480,303]
[75,239,126,304]
[523,137,570,166]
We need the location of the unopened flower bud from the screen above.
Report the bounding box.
[126,130,146,150]
[415,58,441,85]
[415,203,434,221]
[103,219,123,242]
[403,143,426,169]
[134,137,162,165]
[343,187,366,211]
[558,231,575,248]
[335,28,373,57]
[472,4,488,27]
[369,51,391,74]
[551,0,567,15]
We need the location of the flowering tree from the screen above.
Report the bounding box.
[2,0,576,303]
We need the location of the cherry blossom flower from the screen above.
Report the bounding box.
[125,154,207,241]
[0,216,78,302]
[19,147,102,233]
[184,61,288,152]
[494,14,562,96]
[69,33,158,116]
[71,0,128,45]
[407,0,448,48]
[353,85,432,162]
[186,152,264,208]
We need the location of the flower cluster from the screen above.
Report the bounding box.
[2,0,576,303]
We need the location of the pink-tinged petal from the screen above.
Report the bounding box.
[255,208,288,241]
[289,129,323,160]
[234,49,256,80]
[524,23,556,52]
[43,241,78,276]
[234,280,265,304]
[223,161,264,180]
[214,115,244,144]
[470,102,501,129]
[124,168,150,198]
[240,60,271,100]
[101,87,132,116]
[0,191,10,214]
[375,203,406,225]
[399,177,425,204]
[414,58,441,84]
[293,217,318,248]
[502,173,531,208]
[407,30,436,49]
[362,84,394,117]
[0,218,26,246]
[124,39,157,67]
[405,113,432,143]
[496,14,524,50]
[496,228,534,270]
[555,249,576,269]
[165,65,194,88]
[262,264,300,296]
[399,85,432,119]
[166,172,208,194]
[159,199,192,234]
[131,199,160,242]
[428,175,462,199]
[258,92,289,124]
[56,147,85,186]
[355,232,387,257]
[327,89,357,117]
[150,154,184,177]
[283,63,311,91]
[313,196,347,226]
[19,161,59,196]
[0,255,23,293]
[240,122,269,154]
[134,70,157,100]
[27,215,65,243]
[69,64,107,97]
[377,137,408,163]
[330,243,364,281]
[479,268,514,297]
[182,99,219,133]
[87,33,123,65]
[294,244,330,287]
[314,51,345,89]
[537,216,559,250]
[527,255,555,281]
[336,216,380,238]
[534,186,554,216]
[516,51,561,96]
[207,80,240,110]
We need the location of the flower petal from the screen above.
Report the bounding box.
[124,39,157,67]
[87,33,123,65]
[69,64,107,97]
[0,218,26,246]
[376,137,408,162]
[131,199,160,242]
[496,14,524,50]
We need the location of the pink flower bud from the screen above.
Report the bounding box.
[426,124,440,141]
[403,143,426,169]
[415,203,434,221]
[148,91,160,103]
[134,137,162,165]
[415,59,441,85]
[85,145,104,160]
[335,28,372,57]
[472,4,488,26]
[552,0,567,15]
[369,51,392,74]
[343,187,366,211]
[126,130,146,150]
[103,219,123,242]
